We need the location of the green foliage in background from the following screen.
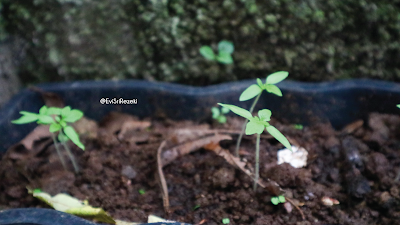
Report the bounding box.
[2,0,400,84]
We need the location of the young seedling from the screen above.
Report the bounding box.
[218,103,291,190]
[235,71,289,157]
[12,105,85,173]
[222,218,230,224]
[199,40,234,64]
[271,195,286,205]
[211,106,230,123]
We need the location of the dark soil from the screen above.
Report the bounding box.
[1,111,400,225]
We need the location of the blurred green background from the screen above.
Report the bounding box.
[1,0,399,87]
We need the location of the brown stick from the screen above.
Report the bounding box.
[156,140,170,214]
[285,197,305,220]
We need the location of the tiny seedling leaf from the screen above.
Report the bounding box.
[39,106,48,115]
[58,132,69,142]
[49,123,62,132]
[266,71,289,84]
[222,218,230,224]
[271,197,280,205]
[199,46,216,60]
[221,107,230,114]
[278,195,286,203]
[12,112,39,124]
[266,126,291,150]
[217,116,227,123]
[257,78,263,87]
[245,120,265,135]
[218,40,234,54]
[211,107,220,119]
[239,84,262,101]
[46,107,62,115]
[63,109,84,123]
[397,104,400,108]
[216,51,233,64]
[64,126,85,150]
[218,103,253,120]
[258,109,272,122]
[37,115,55,124]
[265,84,283,96]
[61,106,71,118]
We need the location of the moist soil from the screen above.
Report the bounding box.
[1,111,400,225]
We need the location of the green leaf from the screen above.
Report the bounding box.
[218,103,253,120]
[218,40,234,54]
[37,115,55,124]
[271,197,279,205]
[217,116,227,123]
[216,52,233,64]
[239,84,262,101]
[49,123,62,132]
[58,132,69,142]
[266,71,289,84]
[39,106,48,115]
[221,107,230,114]
[266,126,291,150]
[63,109,84,123]
[257,78,263,87]
[63,126,85,150]
[245,120,265,135]
[46,107,62,115]
[397,104,400,108]
[12,112,39,124]
[278,195,286,203]
[222,218,230,224]
[61,106,71,118]
[199,46,215,60]
[211,107,220,119]
[258,109,271,122]
[265,84,283,96]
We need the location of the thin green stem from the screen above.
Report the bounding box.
[253,133,261,191]
[61,141,80,173]
[51,133,67,171]
[235,93,262,157]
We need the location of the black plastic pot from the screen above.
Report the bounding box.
[1,79,400,225]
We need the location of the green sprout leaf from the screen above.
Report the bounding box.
[193,204,200,210]
[271,197,280,205]
[278,195,286,203]
[216,51,233,64]
[245,120,265,135]
[63,126,85,150]
[211,107,220,119]
[218,40,234,54]
[11,112,39,124]
[49,123,62,132]
[266,126,292,151]
[138,189,145,195]
[239,84,262,101]
[221,107,230,114]
[222,218,230,224]
[46,107,62,115]
[199,46,215,60]
[39,106,48,115]
[258,109,271,122]
[37,115,55,124]
[61,106,71,118]
[58,132,69,142]
[63,109,84,123]
[265,84,283,96]
[218,116,227,123]
[397,104,400,108]
[266,71,289,84]
[218,103,253,120]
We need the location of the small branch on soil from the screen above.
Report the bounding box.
[156,140,170,214]
[285,197,305,220]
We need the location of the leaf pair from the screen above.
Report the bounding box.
[271,195,286,205]
[240,71,288,101]
[211,106,230,123]
[199,40,234,64]
[218,103,291,150]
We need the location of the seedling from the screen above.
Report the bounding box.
[12,105,85,173]
[138,189,146,195]
[192,204,200,211]
[199,40,234,64]
[218,103,291,190]
[271,195,286,205]
[211,106,230,123]
[293,124,304,130]
[222,218,230,224]
[235,71,289,157]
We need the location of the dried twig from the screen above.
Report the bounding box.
[156,140,170,214]
[286,197,306,220]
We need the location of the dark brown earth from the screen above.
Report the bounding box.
[1,111,400,225]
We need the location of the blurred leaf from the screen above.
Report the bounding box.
[12,112,38,124]
[245,121,264,135]
[266,126,291,150]
[265,84,282,96]
[211,107,220,119]
[266,71,289,84]
[216,52,233,64]
[64,126,85,150]
[199,46,215,60]
[258,109,271,122]
[49,123,62,132]
[218,40,234,54]
[239,84,262,101]
[63,109,84,123]
[218,104,252,120]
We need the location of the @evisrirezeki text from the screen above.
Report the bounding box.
[100,98,137,105]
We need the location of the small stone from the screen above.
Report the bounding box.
[121,165,137,179]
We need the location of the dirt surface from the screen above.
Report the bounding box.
[1,111,400,225]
